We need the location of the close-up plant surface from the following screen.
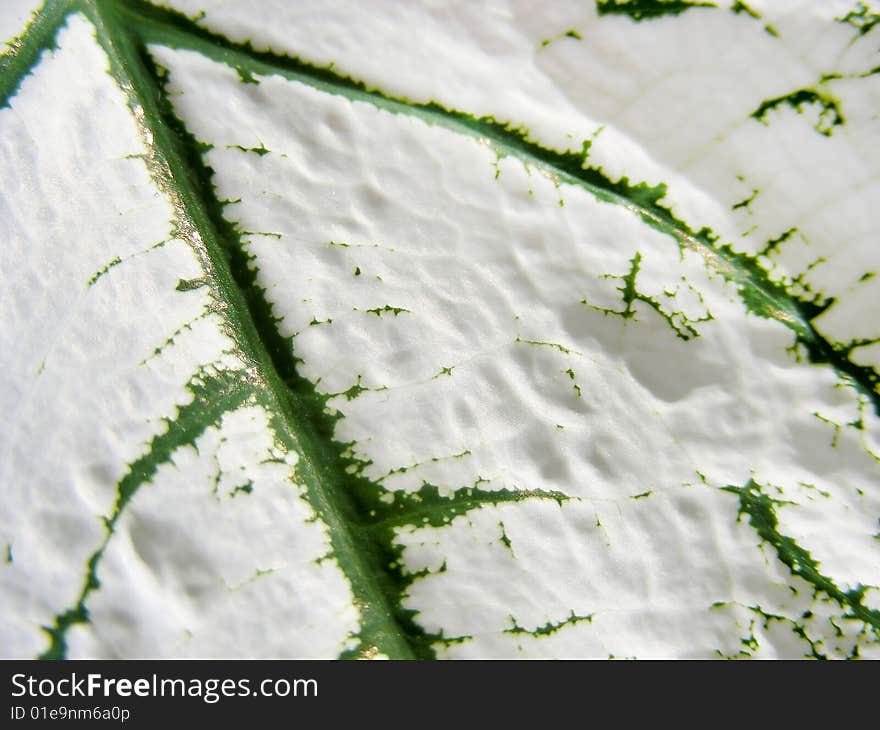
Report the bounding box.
[1,0,879,659]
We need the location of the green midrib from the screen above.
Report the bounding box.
[85,0,426,660]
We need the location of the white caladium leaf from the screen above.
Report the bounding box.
[1,0,879,659]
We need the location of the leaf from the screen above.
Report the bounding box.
[1,0,879,659]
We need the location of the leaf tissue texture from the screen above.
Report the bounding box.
[1,0,879,659]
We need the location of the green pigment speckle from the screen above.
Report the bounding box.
[583,252,714,340]
[595,0,716,21]
[752,89,845,137]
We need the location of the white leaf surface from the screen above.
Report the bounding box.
[2,0,879,658]
[0,14,357,658]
